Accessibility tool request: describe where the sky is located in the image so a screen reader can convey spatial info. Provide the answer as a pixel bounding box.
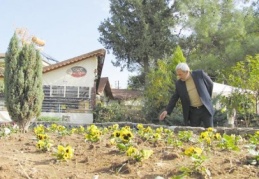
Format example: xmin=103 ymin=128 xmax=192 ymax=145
xmin=0 ymin=0 xmax=136 ymax=89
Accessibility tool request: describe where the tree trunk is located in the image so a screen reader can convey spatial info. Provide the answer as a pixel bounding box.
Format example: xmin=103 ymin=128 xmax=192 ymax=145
xmin=18 ymin=120 xmax=32 ymax=133
xmin=227 ymin=108 xmax=236 ymax=128
xmin=143 ymin=55 xmax=149 ymax=90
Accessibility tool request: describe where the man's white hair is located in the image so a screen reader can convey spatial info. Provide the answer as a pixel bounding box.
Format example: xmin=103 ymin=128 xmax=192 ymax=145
xmin=175 ymin=63 xmax=190 ymax=72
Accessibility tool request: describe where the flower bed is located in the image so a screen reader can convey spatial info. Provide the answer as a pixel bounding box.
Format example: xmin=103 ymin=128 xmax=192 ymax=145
xmin=0 ymin=123 xmax=258 ymax=179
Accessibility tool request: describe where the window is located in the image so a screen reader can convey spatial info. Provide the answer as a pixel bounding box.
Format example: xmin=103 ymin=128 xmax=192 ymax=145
xmin=43 ymin=85 xmax=50 ymax=97
xmin=66 ymin=86 xmax=78 ymax=98
xmin=79 ymin=87 xmax=89 ymax=98
xmin=42 ymin=85 xmax=91 ymax=113
xmin=52 ymin=86 xmax=64 ymax=97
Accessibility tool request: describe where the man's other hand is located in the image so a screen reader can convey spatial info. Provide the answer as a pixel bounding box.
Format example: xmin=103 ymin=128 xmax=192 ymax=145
xmin=159 ymin=111 xmax=168 ymax=120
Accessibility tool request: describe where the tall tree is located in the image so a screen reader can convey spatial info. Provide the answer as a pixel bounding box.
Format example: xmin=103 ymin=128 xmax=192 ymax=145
xmin=173 ymin=0 xmax=259 ymax=78
xmin=128 ymin=72 xmax=145 ymax=90
xmin=4 ymin=33 xmax=44 ymax=132
xmin=98 ymin=0 xmax=175 ymax=86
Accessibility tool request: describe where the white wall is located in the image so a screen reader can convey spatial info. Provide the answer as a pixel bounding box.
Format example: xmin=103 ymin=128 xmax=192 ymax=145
xmin=43 ymin=57 xmax=97 ymax=87
xmin=40 ymin=56 xmax=98 ymax=124
xmin=41 ymin=112 xmax=93 ymax=124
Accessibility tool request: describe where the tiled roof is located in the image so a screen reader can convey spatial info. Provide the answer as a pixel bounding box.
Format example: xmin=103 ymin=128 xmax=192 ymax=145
xmin=97 ymin=77 xmax=113 ymax=98
xmin=98 ymin=77 xmax=108 ymax=94
xmin=97 ymin=78 xmax=143 ymax=100
xmin=0 ymin=49 xmax=106 ymax=81
xmin=43 ymin=49 xmax=106 ymax=73
xmin=111 ymin=89 xmax=143 ymax=100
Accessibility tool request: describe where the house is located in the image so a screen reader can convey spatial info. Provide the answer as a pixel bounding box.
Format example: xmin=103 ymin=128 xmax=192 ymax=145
xmin=96 ymin=77 xmax=113 ymax=105
xmin=111 ymin=89 xmax=143 ymax=106
xmin=97 ymin=77 xmax=143 ymax=107
xmin=0 ymin=49 xmax=106 ymax=124
xmin=0 ymin=53 xmax=6 ymax=121
xmin=0 ymin=53 xmax=5 ymax=78
xmin=213 ymin=82 xmax=246 ymax=97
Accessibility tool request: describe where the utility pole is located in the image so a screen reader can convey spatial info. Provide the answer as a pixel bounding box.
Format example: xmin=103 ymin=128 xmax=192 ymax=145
xmin=115 ymin=81 xmax=120 ymax=89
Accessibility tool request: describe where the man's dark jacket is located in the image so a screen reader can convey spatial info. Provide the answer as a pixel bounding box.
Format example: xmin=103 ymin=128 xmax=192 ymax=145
xmin=165 ymin=70 xmax=214 ymax=125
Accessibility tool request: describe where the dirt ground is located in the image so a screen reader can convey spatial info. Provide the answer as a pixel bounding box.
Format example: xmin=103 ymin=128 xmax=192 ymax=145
xmin=0 ymin=124 xmax=259 ymax=179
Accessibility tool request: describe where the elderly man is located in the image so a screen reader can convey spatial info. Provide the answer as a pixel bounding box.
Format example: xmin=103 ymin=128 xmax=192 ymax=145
xmin=159 ymin=63 xmax=214 ymax=128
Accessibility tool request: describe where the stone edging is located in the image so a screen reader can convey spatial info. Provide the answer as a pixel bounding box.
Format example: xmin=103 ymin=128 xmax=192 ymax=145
xmin=33 ymin=121 xmax=259 ymax=136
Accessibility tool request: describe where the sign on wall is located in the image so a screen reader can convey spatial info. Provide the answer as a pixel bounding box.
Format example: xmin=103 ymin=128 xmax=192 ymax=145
xmin=66 ymin=66 xmax=87 ymax=77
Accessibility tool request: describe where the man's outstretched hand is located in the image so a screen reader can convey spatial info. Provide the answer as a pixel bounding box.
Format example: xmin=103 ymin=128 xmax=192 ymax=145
xmin=159 ymin=111 xmax=168 ymax=120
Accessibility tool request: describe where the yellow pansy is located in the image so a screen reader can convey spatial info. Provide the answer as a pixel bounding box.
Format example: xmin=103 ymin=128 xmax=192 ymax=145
xmin=126 ymin=146 xmax=139 ymax=157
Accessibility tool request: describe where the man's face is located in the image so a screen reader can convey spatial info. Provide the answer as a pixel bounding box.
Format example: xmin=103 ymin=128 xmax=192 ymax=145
xmin=176 ymin=69 xmax=189 ymax=81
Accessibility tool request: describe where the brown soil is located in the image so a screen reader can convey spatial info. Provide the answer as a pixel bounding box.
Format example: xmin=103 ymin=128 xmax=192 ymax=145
xmin=0 ymin=125 xmax=258 ymax=179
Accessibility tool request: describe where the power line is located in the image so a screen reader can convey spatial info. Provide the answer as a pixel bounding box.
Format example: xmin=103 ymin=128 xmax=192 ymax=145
xmin=40 ymin=51 xmax=59 ymax=63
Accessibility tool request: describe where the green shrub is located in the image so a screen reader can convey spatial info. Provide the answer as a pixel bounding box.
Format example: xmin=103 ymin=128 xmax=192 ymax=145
xmin=213 ymin=109 xmax=227 ymax=127
xmin=93 ymin=103 xmax=147 ymax=123
xmin=37 ymin=116 xmax=61 ymax=122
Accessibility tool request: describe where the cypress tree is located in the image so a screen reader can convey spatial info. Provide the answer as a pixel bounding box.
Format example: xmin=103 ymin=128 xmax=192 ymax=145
xmin=4 ymin=33 xmax=20 ymax=119
xmin=4 ymin=33 xmax=44 ymax=132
